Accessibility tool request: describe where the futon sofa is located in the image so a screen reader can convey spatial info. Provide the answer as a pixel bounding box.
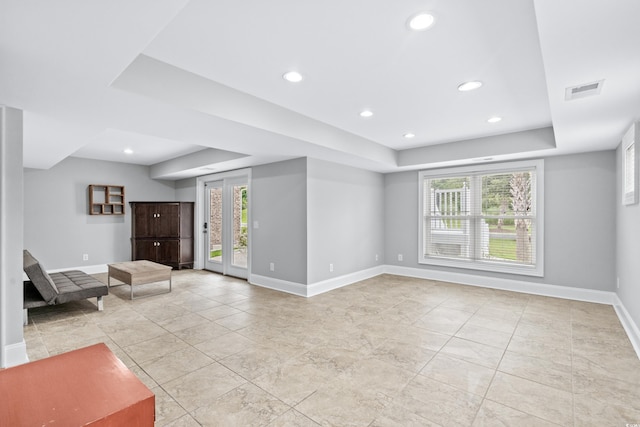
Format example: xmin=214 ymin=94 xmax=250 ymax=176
xmin=23 ymin=250 xmax=108 ymax=325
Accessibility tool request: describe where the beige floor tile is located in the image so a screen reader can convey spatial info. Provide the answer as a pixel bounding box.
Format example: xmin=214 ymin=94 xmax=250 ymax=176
xmin=138 ymin=346 xmax=214 ymax=384
xmin=395 ymin=375 xmax=483 ymax=425
xmin=520 ymin=308 xmax=572 ymax=328
xmin=156 ymin=312 xmax=210 ymax=333
xmin=299 ymin=345 xmax=366 ymax=376
xmin=421 ymin=353 xmax=495 ymax=396
xmin=498 ymin=350 xmax=573 ymax=392
xmin=486 ymin=371 xmax=573 ymax=425
xmin=370 ymin=402 xmax=441 ymax=427
xmin=572 ymin=352 xmax=640 ymax=386
xmin=268 ymin=409 xmax=321 ymax=427
xmin=162 ymin=362 xmax=247 ymax=412
xmin=474 ymin=305 xmax=523 ymax=323
xmin=472 ymin=399 xmax=561 ymax=426
xmin=253 ymin=357 xmax=335 ymax=406
xmin=573 ymin=370 xmax=640 ymax=412
xmin=192 ymin=383 xmax=289 ymax=426
xmin=169 ymin=292 xmax=222 ymax=311
xmin=391 ymin=326 xmax=451 ymax=350
xmin=214 ymin=311 xmax=259 ymax=330
xmin=514 ymin=320 xmax=572 ymax=341
xmin=336 ymin=356 xmax=415 ymax=398
xmin=172 ymin=321 xmax=231 ymax=345
xmin=294 ymin=381 xmax=391 ymax=427
xmin=152 ymin=386 xmax=188 ymax=426
xmin=159 ymin=414 xmax=202 ymax=427
xmin=414 ymin=306 xmax=474 ymax=335
xmin=506 ymin=334 xmax=572 ymax=365
xmin=455 ymin=323 xmax=513 ymax=349
xmin=372 ymin=337 xmax=437 ymax=372
xmin=197 ymin=304 xmax=243 ymax=321
xmin=440 ymin=337 xmax=505 ymax=369
xmin=574 ymin=393 xmax=640 ymax=426
xmin=103 ymin=319 xmax=167 ymax=347
xmin=464 ymin=312 xmax=519 ymax=334
xmin=194 ymin=331 xmax=256 ymax=360
xmin=122 ymin=333 xmax=190 ymax=364
xmin=220 ymin=342 xmax=302 ymax=380
xmin=132 ymin=302 xmax=190 ymax=323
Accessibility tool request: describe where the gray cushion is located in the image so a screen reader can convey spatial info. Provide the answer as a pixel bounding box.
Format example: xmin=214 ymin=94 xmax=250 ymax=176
xmin=23 ymin=250 xmax=58 ymax=304
xmin=49 ymin=271 xmax=108 ymax=304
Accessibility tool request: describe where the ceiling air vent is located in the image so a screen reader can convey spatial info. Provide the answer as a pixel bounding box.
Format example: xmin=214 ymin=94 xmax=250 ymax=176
xmin=565 ymin=79 xmax=604 ymax=101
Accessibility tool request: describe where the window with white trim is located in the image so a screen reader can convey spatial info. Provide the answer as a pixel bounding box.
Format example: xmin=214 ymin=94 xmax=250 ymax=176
xmin=419 ymin=160 xmax=544 ymax=276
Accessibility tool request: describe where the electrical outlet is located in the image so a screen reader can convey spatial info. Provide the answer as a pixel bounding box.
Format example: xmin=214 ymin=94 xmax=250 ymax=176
xmin=617 ymin=277 xmax=620 ymax=289
xmin=397 ymin=254 xmax=403 ymax=262
xmin=375 ymin=254 xmax=379 ymax=261
xmin=269 ymin=262 xmax=275 ymax=272
xmin=82 ymin=254 xmax=89 ymax=261
xmin=329 ymin=263 xmax=334 ymax=272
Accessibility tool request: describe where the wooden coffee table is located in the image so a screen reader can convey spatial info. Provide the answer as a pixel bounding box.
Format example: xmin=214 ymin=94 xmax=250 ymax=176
xmin=108 ymin=260 xmax=172 ymax=299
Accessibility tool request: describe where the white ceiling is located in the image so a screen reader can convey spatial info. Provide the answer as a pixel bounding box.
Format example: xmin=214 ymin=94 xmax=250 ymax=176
xmin=2 ymin=0 xmax=639 ymax=179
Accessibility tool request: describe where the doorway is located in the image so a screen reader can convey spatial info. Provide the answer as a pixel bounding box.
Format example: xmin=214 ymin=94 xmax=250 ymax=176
xmin=203 ymin=175 xmax=248 ymax=279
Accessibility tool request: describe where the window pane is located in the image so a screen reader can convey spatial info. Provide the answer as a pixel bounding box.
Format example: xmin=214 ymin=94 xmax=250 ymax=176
xmin=483 ymin=219 xmax=535 ymax=265
xmin=427 ymin=176 xmax=470 ymax=216
xmin=482 ymin=172 xmax=532 ymax=216
xmin=426 ymin=218 xmax=471 ymax=259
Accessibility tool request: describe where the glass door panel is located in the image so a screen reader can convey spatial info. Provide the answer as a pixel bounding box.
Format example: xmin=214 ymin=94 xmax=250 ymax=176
xmin=232 ymin=185 xmax=248 ymax=269
xmin=203 ymin=177 xmax=248 ymax=279
xmin=205 ymin=181 xmax=223 ymax=273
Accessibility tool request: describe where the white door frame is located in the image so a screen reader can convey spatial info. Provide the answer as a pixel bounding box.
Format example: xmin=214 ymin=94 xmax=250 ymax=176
xmin=195 ymin=168 xmax=251 ymax=281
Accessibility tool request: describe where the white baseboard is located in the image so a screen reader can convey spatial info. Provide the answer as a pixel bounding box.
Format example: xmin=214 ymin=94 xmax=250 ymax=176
xmin=613 ymin=295 xmax=640 ymax=359
xmin=384 ymin=265 xmax=616 ymax=305
xmin=251 ymin=266 xmax=385 ymax=297
xmin=249 ymin=275 xmax=307 ymax=297
xmin=2 ymin=339 xmax=28 ymax=367
xmin=307 ymin=266 xmax=385 ymax=297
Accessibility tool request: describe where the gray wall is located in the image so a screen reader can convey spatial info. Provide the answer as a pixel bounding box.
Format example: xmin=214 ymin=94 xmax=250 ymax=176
xmin=251 ymin=158 xmax=307 ymax=284
xmin=1 ymin=106 xmax=25 ymax=367
xmin=616 ymin=144 xmax=640 ymax=327
xmin=385 ymin=151 xmax=616 ymax=291
xmin=307 ymin=158 xmax=385 ymax=283
xmin=175 ymin=177 xmax=197 ymax=202
xmin=23 ymin=157 xmax=176 ymax=269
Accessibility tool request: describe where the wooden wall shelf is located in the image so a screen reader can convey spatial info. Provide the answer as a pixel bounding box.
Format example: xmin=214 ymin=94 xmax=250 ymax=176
xmin=89 ymin=185 xmax=125 ymax=215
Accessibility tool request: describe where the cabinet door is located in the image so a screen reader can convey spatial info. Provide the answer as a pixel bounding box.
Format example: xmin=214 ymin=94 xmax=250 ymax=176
xmin=134 ymin=240 xmax=157 ymax=262
xmin=156 ymin=240 xmax=179 ymax=267
xmin=156 ymin=204 xmax=180 ymax=237
xmin=133 ymin=204 xmax=156 ymax=238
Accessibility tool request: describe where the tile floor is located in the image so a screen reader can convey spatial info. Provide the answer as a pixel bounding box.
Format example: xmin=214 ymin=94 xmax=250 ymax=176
xmin=24 ymin=271 xmax=640 ymax=426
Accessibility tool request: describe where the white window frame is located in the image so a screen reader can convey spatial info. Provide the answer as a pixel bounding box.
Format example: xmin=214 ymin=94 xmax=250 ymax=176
xmin=418 ymin=159 xmax=544 ymax=277
xmin=622 ymin=122 xmax=638 ymax=206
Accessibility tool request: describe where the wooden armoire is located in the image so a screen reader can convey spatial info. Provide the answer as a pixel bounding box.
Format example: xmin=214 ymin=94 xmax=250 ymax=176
xmin=130 ymin=202 xmax=194 ymax=269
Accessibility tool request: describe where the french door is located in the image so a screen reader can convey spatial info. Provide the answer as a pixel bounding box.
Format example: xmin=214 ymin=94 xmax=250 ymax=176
xmin=204 ymin=176 xmax=248 ymax=279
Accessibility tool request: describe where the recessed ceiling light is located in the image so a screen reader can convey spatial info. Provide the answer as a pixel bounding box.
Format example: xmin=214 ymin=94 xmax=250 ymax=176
xmin=487 ymin=116 xmax=502 ymax=123
xmin=123 ymin=148 xmax=133 ymax=154
xmin=408 ymin=13 xmax=435 ymax=31
xmin=360 ymin=110 xmax=373 ymax=118
xmin=457 ymin=81 xmax=483 ymax=92
xmin=403 ymin=133 xmax=416 ymax=139
xmin=283 ymin=71 xmax=303 ymax=83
